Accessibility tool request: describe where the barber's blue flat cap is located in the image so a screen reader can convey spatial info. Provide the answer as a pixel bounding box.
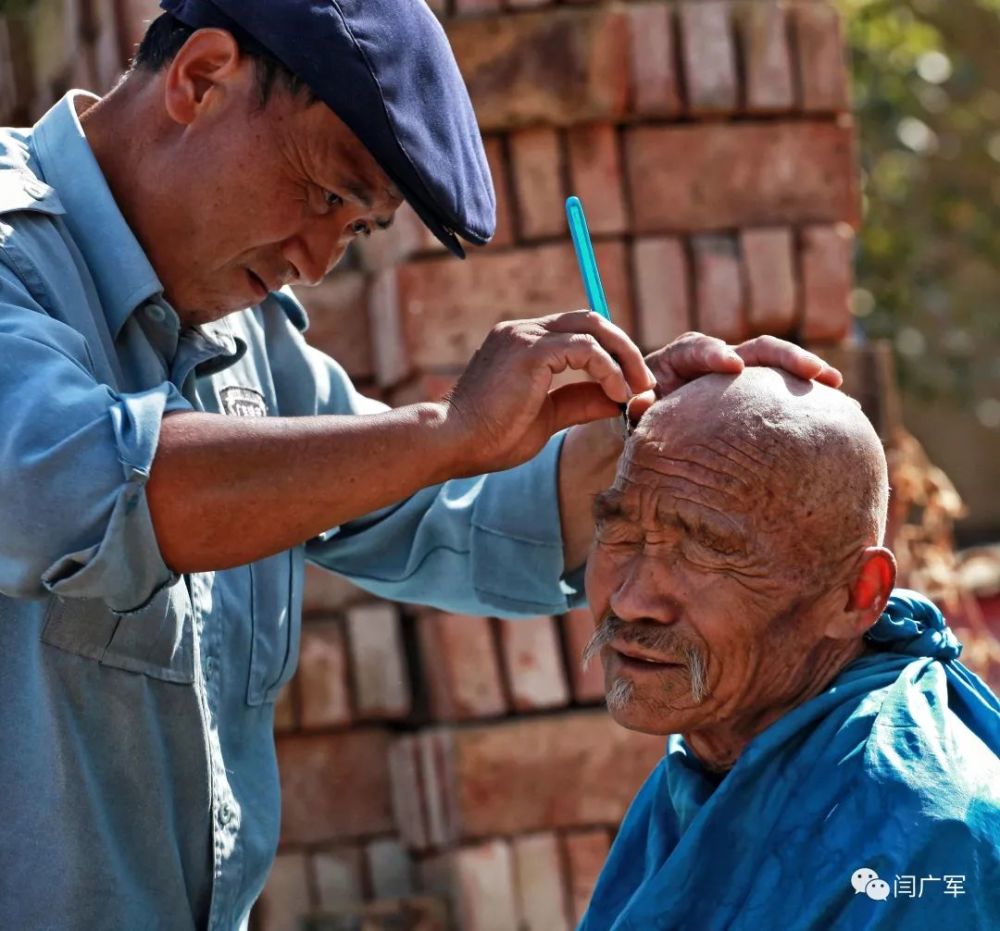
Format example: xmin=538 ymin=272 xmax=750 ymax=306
xmin=159 ymin=0 xmax=495 ymax=257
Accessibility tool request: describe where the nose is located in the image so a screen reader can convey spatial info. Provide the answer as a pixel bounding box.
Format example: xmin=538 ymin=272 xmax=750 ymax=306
xmin=607 ymin=552 xmax=681 ymax=626
xmin=281 ymin=221 xmax=349 ymax=287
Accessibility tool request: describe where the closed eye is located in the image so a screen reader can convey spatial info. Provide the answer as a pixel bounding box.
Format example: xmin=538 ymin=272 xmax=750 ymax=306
xmin=595 ymin=519 xmax=642 ymax=547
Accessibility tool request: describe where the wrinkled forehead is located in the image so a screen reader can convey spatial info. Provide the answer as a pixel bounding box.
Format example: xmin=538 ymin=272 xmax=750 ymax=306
xmin=611 ymin=429 xmax=774 ymax=526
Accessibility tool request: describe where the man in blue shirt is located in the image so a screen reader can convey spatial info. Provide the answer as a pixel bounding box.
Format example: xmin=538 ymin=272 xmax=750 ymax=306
xmin=0 ymin=2 xmax=842 ymax=927
xmin=581 ymin=369 xmax=1000 ymax=929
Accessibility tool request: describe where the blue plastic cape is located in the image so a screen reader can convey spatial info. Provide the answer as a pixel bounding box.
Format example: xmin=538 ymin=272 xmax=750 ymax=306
xmin=581 ymin=590 xmax=1000 ymax=930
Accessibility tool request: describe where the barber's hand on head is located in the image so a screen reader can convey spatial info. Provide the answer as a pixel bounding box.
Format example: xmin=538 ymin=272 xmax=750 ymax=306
xmin=443 ymin=310 xmax=655 ymax=474
xmin=628 ymin=332 xmax=843 ymax=422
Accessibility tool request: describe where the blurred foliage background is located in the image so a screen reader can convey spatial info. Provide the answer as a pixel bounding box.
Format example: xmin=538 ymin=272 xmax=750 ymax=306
xmin=843 ymin=0 xmax=1000 ymax=540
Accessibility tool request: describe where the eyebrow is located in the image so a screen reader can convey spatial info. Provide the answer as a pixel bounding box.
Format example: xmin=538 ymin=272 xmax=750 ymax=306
xmin=592 ymin=490 xmax=627 ymax=524
xmin=338 ymin=179 xmax=396 ymax=229
xmin=341 ymin=180 xmax=373 ymax=209
xmin=670 ymin=506 xmax=750 ymax=553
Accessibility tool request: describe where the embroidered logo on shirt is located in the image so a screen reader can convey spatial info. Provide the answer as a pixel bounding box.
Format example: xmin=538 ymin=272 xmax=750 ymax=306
xmin=219 ymin=386 xmax=267 ymax=418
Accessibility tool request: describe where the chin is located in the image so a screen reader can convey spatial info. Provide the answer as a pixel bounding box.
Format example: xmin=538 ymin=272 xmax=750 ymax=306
xmin=605 ymin=680 xmax=680 ymax=736
xmin=162 ymin=284 xmax=251 ymax=327
xmin=605 ymin=676 xmax=699 ymax=736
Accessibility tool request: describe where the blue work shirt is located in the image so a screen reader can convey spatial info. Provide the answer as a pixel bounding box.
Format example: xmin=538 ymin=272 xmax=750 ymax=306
xmin=0 ymin=92 xmax=582 ymax=929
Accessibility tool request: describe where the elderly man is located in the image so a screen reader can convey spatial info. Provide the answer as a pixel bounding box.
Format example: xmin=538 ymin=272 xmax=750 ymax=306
xmin=0 ymin=1 xmax=839 ymax=928
xmin=580 ymin=368 xmax=1000 ymax=929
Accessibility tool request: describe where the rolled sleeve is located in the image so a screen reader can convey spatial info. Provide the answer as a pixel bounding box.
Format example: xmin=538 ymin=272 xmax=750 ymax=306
xmin=0 ymin=284 xmax=191 ymax=610
xmin=39 ymin=384 xmax=192 ymax=611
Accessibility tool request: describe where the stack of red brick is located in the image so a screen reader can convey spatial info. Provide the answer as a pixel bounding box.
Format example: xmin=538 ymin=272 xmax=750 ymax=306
xmin=1 ymin=1 xmax=861 ymax=928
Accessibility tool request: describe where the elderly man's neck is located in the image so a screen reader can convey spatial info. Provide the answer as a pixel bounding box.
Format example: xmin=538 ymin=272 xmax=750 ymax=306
xmin=683 ymin=636 xmax=870 ymax=774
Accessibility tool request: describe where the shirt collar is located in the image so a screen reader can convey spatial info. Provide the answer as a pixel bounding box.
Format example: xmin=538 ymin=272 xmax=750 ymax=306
xmin=30 ymin=91 xmax=163 ymax=338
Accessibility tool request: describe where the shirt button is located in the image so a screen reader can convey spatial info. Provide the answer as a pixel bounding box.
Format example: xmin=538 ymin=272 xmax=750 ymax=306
xmin=145 ymin=303 xmax=166 ymax=322
xmin=219 ymin=803 xmax=232 ymax=825
xmin=205 ymin=657 xmax=216 ymax=678
xmin=24 ymin=180 xmax=47 ymax=199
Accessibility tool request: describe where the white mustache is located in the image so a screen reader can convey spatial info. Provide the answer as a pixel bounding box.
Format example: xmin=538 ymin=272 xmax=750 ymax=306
xmin=582 ymin=613 xmax=708 ymax=704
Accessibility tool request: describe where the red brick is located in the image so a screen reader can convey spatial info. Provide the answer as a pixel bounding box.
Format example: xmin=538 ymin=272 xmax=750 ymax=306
xmin=446 ymin=8 xmax=629 ymax=131
xmin=298 ymin=619 xmax=352 ymax=729
xmin=498 ymin=616 xmax=570 ymax=712
xmin=273 ymin=682 xmax=297 ymax=734
xmin=692 ymin=234 xmax=747 ymax=342
xmin=367 ymin=839 xmax=414 ymax=900
xmin=793 ymin=2 xmax=850 ymax=113
xmin=345 ymin=602 xmax=411 ymax=720
xmin=678 ymin=1 xmax=739 ymax=115
xmin=566 ymin=124 xmax=627 ymax=236
xmin=295 ymin=273 xmax=373 ymax=380
xmin=741 ymin=227 xmax=797 ymax=336
xmin=632 ymin=237 xmax=692 ymax=352
xmin=397 ymin=241 xmax=635 ymax=370
xmin=388 ymin=737 xmax=425 ymax=849
xmin=420 ymin=841 xmax=519 ymax=931
xmin=738 ymin=1 xmax=795 ymax=113
xmin=508 ymin=0 xmax=551 ymax=8
xmin=278 ymin=730 xmax=394 ymax=844
xmin=302 ymin=562 xmax=368 ymax=616
xmin=368 ymin=267 xmax=412 ymax=387
xmin=390 ymin=711 xmax=664 ymax=848
xmin=513 ymin=833 xmax=572 ymax=931
xmin=313 ymin=846 xmax=364 ymax=909
xmin=626 ymin=3 xmax=682 ymax=117
xmin=563 ymin=829 xmax=612 ymax=924
xmin=255 ymin=852 xmax=312 ymax=931
xmin=417 ymin=612 xmax=507 ymax=721
xmin=482 ymin=135 xmax=514 ymax=249
xmin=509 ymin=127 xmax=565 ymax=241
xmin=560 ymin=609 xmax=606 ymax=704
xmin=625 ymin=120 xmax=859 ymax=233
xmin=800 ymin=223 xmax=854 ymax=342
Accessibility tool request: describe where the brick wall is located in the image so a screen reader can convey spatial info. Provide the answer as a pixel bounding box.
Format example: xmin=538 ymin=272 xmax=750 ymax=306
xmin=2 ymin=1 xmax=862 ymax=928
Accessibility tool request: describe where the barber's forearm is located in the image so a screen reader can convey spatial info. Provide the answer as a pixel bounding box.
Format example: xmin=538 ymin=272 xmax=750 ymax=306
xmin=147 ymin=405 xmax=460 ymax=573
xmin=558 ymin=418 xmax=623 ymax=573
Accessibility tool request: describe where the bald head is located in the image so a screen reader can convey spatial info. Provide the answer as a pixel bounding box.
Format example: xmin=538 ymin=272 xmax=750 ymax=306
xmin=632 ymin=368 xmax=889 ymax=562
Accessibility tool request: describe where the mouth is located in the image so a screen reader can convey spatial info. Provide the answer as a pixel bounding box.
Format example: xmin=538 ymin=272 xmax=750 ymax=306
xmin=246 ymin=269 xmax=269 ymax=300
xmin=610 ymin=643 xmax=682 ymax=672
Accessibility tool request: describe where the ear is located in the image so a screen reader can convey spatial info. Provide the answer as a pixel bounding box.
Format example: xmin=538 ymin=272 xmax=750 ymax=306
xmin=163 ymin=28 xmax=250 ymax=126
xmin=823 ymin=547 xmax=897 ymax=640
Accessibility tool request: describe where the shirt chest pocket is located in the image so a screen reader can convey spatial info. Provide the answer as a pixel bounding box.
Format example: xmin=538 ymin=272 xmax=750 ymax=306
xmin=246 ymin=550 xmax=302 ymax=706
xmin=41 ymin=582 xmax=194 ymax=683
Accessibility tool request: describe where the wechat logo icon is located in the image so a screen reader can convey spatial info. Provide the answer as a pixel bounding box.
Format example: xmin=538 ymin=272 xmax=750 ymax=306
xmin=851 ymin=867 xmax=890 ymax=901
